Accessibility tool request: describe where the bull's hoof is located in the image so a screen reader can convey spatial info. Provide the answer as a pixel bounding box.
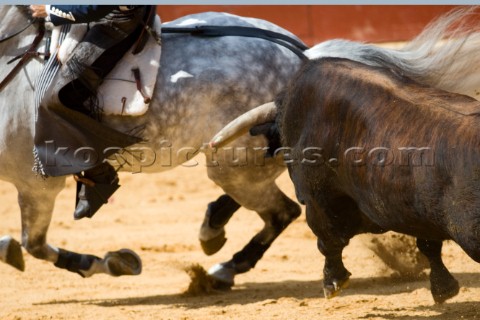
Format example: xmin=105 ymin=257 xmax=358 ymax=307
xmin=432 ymin=278 xmax=460 ymax=304
xmin=104 ymin=249 xmax=142 ymax=276
xmin=200 ymin=231 xmax=227 ymax=256
xmin=208 ymin=263 xmax=235 ymax=290
xmin=0 ymin=236 xmax=24 ymax=272
xmin=323 ymin=277 xmax=350 ymax=299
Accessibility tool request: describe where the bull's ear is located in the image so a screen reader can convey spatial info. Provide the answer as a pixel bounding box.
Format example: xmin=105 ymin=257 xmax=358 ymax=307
xmin=249 ymin=122 xmax=274 ymax=136
xmin=249 ymin=122 xmax=281 ymax=158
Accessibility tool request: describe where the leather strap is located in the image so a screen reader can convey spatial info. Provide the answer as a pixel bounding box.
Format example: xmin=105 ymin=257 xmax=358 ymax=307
xmin=0 ymin=20 xmax=45 ymax=91
xmin=0 ymin=17 xmax=34 ymax=43
xmin=131 ymin=5 xmax=157 ymax=55
xmin=162 ymin=25 xmax=309 ymax=61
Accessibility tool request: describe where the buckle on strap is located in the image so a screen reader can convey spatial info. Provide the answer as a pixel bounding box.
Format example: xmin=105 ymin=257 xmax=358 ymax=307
xmin=73 ymin=174 xmax=96 ymax=187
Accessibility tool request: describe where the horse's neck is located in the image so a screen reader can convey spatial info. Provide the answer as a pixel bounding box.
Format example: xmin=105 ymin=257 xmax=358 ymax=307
xmin=0 ymin=23 xmax=43 ymax=136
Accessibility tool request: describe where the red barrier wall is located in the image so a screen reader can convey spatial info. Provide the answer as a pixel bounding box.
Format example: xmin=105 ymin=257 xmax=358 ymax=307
xmin=157 ymin=5 xmax=459 ymax=45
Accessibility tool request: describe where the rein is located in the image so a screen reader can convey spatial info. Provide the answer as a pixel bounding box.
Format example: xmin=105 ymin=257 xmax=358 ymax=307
xmin=0 ymin=17 xmax=35 ymax=43
xmin=162 ymin=25 xmax=310 ymax=61
xmin=0 ymin=19 xmax=45 ymax=91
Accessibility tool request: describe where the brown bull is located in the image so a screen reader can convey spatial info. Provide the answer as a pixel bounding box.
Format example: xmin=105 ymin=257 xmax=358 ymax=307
xmin=211 ymin=57 xmax=480 ymax=303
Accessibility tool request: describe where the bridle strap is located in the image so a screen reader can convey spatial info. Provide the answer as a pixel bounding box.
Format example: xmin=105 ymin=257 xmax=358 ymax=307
xmin=0 ymin=20 xmax=45 ymax=91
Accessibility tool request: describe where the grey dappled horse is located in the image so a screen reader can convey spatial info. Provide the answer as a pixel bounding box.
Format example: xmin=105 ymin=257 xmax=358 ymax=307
xmin=0 ymin=6 xmax=304 ymax=280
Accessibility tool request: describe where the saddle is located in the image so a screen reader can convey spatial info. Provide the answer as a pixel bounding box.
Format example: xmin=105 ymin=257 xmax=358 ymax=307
xmin=48 ymin=15 xmax=162 ymax=116
xmin=33 ymin=12 xmax=162 ymax=177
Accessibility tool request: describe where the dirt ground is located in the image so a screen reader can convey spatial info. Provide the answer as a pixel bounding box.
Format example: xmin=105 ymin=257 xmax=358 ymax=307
xmin=1 ymin=164 xmax=479 ymax=320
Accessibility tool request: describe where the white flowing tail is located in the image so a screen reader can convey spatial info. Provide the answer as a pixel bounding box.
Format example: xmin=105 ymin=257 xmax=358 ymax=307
xmin=306 ymin=6 xmax=480 ymax=98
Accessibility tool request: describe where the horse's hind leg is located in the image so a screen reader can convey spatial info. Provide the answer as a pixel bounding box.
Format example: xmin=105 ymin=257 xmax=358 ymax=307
xmin=199 ymin=194 xmax=241 ymax=255
xmin=206 ymin=164 xmax=301 ymax=288
xmin=0 ymin=235 xmax=24 ymax=271
xmin=15 ymin=178 xmax=141 ymax=277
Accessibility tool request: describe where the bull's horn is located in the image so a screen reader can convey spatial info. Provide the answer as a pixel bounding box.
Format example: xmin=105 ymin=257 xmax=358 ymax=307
xmin=209 ymin=101 xmax=277 ymax=148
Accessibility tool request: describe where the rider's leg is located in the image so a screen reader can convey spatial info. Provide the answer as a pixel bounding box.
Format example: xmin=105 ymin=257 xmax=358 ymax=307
xmin=59 ymin=8 xmax=149 ymax=219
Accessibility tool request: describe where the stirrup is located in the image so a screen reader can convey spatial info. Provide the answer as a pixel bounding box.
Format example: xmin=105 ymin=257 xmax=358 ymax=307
xmin=73 ymin=164 xmax=120 ymax=219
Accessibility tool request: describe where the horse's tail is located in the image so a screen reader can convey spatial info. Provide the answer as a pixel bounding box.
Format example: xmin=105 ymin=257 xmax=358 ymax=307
xmin=305 ymin=6 xmax=480 ymax=98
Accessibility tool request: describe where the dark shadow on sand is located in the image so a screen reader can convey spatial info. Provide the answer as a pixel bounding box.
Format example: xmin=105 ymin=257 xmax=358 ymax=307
xmin=35 ymin=272 xmax=479 ymax=316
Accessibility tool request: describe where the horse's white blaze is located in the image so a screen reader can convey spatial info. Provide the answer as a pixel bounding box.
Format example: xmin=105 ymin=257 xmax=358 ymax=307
xmin=170 ymin=70 xmax=194 ymax=83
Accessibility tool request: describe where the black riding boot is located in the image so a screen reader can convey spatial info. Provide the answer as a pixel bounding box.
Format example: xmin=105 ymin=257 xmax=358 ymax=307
xmin=73 ymin=162 xmax=120 ymax=220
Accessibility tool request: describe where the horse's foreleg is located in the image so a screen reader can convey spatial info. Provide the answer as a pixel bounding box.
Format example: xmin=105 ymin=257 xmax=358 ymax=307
xmin=17 ymin=180 xmax=141 ymax=277
xmin=206 ymin=165 xmax=301 ymax=288
xmin=54 ymin=247 xmax=142 ymax=277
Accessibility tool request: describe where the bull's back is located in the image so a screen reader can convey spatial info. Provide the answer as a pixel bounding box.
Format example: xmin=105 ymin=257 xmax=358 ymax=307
xmin=280 ymin=58 xmax=480 ymax=239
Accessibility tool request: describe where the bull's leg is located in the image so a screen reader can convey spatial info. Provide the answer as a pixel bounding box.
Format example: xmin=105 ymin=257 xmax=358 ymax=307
xmin=416 ymin=238 xmax=459 ymax=303
xmin=305 ymin=195 xmax=364 ymax=298
xmin=311 ymin=207 xmax=351 ymax=299
xmin=318 ymin=239 xmax=351 ymax=298
xmin=15 ymin=179 xmax=141 ymax=277
xmin=199 ymin=194 xmax=241 ymax=255
xmin=206 ymin=164 xmax=301 ymax=288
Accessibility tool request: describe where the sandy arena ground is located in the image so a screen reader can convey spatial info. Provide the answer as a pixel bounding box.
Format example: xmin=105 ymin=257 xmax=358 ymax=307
xmin=1 ymin=164 xmax=480 ymax=319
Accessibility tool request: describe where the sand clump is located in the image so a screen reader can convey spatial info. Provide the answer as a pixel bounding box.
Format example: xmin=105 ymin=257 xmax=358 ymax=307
xmin=360 ymin=232 xmax=430 ymax=278
xmin=183 ymin=263 xmax=217 ymax=296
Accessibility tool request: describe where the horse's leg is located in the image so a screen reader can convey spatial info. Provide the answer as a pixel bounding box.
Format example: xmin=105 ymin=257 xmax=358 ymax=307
xmin=16 ymin=177 xmax=141 ymax=277
xmin=0 ymin=235 xmax=24 ymax=271
xmin=416 ymin=238 xmax=459 ymax=303
xmin=205 ymin=164 xmax=301 ymax=288
xmin=199 ymin=194 xmax=241 ymax=255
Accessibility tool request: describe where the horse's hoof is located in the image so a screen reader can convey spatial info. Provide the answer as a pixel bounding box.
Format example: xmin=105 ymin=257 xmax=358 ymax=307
xmin=211 ymin=278 xmax=234 ymax=291
xmin=0 ymin=236 xmax=24 ymax=272
xmin=432 ymin=278 xmax=460 ymax=304
xmin=104 ymin=249 xmax=142 ymax=276
xmin=208 ymin=263 xmax=235 ymax=289
xmin=200 ymin=231 xmax=227 ymax=256
xmin=323 ymin=278 xmax=350 ymax=299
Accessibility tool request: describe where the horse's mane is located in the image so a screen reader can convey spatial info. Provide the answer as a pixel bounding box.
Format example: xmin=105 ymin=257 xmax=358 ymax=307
xmin=305 ymin=6 xmax=480 ymax=97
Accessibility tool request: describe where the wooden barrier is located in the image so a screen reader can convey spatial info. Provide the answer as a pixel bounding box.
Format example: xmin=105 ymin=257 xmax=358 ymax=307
xmin=157 ymin=5 xmax=458 ymax=45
